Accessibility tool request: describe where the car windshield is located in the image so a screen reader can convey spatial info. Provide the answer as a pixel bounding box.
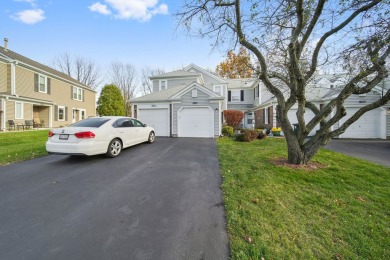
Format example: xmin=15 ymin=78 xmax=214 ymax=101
xmin=69 ymin=118 xmax=110 ymax=128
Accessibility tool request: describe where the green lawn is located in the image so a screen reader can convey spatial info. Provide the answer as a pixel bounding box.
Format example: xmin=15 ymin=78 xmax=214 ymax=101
xmin=0 ymin=130 xmax=49 ymax=166
xmin=217 ymin=137 xmax=390 ymax=259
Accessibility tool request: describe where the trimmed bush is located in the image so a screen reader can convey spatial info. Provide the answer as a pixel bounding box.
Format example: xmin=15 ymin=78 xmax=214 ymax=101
xmin=224 ymin=110 xmax=244 ymax=129
xmin=222 ymin=125 xmax=234 ymax=137
xmin=236 ymin=130 xmax=258 ymax=142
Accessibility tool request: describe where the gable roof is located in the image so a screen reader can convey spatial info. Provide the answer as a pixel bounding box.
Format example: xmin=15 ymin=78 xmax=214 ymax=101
xmin=226 ymin=78 xmax=259 ymax=89
xmin=149 ymin=70 xmax=201 ymax=79
xmin=0 ymin=46 xmax=91 ymax=89
xmin=183 ymin=63 xmax=227 ymax=83
xmin=131 ymin=82 xmax=223 ymax=103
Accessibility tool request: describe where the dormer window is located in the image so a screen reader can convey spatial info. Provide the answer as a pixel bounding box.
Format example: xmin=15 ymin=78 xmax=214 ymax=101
xmin=159 ymin=80 xmax=167 ymax=91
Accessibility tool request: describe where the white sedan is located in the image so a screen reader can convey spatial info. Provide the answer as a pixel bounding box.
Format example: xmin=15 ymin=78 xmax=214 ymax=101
xmin=46 ymin=116 xmax=155 ymax=158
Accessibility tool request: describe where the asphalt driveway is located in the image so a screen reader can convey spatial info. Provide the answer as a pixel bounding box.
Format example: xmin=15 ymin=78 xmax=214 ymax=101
xmin=0 ymin=138 xmax=229 ymax=260
xmin=325 ymin=139 xmax=390 ymax=167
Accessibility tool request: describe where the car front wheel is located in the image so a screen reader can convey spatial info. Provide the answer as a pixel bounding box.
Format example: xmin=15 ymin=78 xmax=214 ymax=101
xmin=148 ymin=131 xmax=155 ymax=143
xmin=106 ymin=138 xmax=122 ymax=158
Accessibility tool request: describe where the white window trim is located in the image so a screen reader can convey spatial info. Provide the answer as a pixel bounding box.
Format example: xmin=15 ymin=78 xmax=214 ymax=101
xmin=15 ymin=102 xmax=24 ymax=119
xmin=73 ymin=86 xmax=83 ymax=101
xmin=231 ymin=90 xmax=241 ymax=102
xmin=159 ymin=80 xmax=167 ymax=91
xmin=38 ymin=74 xmax=47 ymax=93
xmin=192 ymin=89 xmax=198 ymax=98
xmin=79 ymin=109 xmax=86 ymax=120
xmin=264 ymin=108 xmax=269 ymax=124
xmin=58 ymin=106 xmax=65 ymax=121
xmin=213 ymin=85 xmax=223 ymax=95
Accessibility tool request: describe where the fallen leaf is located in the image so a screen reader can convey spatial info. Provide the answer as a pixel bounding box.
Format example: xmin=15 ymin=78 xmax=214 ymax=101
xmin=357 ymin=196 xmax=366 ymax=202
xmin=244 ymin=235 xmax=253 ymax=243
xmin=251 ymin=198 xmax=260 ymax=204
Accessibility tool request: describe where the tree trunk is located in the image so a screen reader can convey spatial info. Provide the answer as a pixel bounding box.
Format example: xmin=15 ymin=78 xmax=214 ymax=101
xmin=284 ymin=129 xmax=323 ymax=165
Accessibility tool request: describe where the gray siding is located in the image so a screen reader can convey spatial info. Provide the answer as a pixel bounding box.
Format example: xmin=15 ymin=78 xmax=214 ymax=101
xmin=227 ymin=88 xmax=255 ymax=108
xmin=152 ymin=77 xmax=198 ymax=93
xmin=344 ymin=93 xmax=381 ymax=107
xmin=187 ymin=68 xmax=222 ymax=89
xmin=172 ymin=88 xmax=219 ymax=136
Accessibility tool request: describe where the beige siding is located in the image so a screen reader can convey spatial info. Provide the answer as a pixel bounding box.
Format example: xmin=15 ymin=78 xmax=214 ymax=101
xmin=7 ymin=64 xmax=11 ymax=93
xmin=0 ymin=63 xmax=8 ymax=92
xmin=8 ymin=65 xmax=96 ymax=128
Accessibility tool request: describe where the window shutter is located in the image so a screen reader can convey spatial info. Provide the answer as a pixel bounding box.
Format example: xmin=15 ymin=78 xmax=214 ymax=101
xmin=71 ymin=86 xmax=74 ymax=99
xmin=254 ymin=88 xmax=256 ymax=99
xmin=82 ymin=89 xmax=85 ymax=102
xmin=54 ymin=105 xmax=58 ymax=121
xmin=65 ymin=107 xmax=68 ymax=121
xmin=228 ymin=91 xmax=231 ymax=101
xmin=240 ymin=90 xmax=244 ymax=101
xmin=263 ymin=109 xmax=265 ymax=124
xmin=34 ymin=74 xmax=39 ymax=92
xmin=47 ymin=78 xmax=51 ymax=95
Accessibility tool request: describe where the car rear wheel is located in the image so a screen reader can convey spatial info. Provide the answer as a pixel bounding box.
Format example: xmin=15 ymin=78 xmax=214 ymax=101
xmin=148 ymin=131 xmax=155 ymax=143
xmin=106 ymin=138 xmax=122 ymax=158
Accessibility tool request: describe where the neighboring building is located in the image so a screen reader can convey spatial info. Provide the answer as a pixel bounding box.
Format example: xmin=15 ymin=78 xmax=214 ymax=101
xmin=254 ymin=75 xmax=390 ymax=139
xmin=0 ymin=39 xmax=96 ymax=131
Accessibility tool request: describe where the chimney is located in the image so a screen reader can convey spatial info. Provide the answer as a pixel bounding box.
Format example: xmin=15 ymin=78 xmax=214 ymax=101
xmin=4 ymin=38 xmax=8 ymax=51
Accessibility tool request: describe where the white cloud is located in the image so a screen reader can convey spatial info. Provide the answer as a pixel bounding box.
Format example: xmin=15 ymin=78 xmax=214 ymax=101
xmin=89 ymin=2 xmax=111 ymax=15
xmin=89 ymin=0 xmax=169 ymax=21
xmin=14 ymin=0 xmax=37 ymax=7
xmin=12 ymin=9 xmax=45 ymax=24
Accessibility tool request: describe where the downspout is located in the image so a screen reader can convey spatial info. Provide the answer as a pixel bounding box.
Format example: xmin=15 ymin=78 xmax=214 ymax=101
xmin=10 ymin=62 xmax=16 ymax=95
xmin=1 ymin=97 xmax=6 ymax=131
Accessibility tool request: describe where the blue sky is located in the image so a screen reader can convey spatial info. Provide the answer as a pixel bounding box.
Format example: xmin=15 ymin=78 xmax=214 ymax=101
xmin=1 ymin=0 xmax=226 ymax=78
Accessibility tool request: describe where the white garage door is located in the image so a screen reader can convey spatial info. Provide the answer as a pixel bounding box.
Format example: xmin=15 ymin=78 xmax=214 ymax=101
xmin=139 ymin=109 xmax=169 ymax=137
xmin=339 ymin=108 xmax=384 ymax=138
xmin=179 ymin=107 xmax=214 ymax=138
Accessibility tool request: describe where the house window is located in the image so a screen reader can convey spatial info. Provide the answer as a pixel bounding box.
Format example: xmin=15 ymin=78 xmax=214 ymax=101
xmin=81 ymin=110 xmax=86 ymax=120
xmin=15 ymin=102 xmax=23 ymax=119
xmin=58 ymin=106 xmax=65 ymax=121
xmin=231 ymin=90 xmax=241 ymax=102
xmin=192 ymin=89 xmax=198 ymax=98
xmin=159 ymin=80 xmax=167 ymax=91
xmin=39 ymin=75 xmax=47 ymax=93
xmin=73 ymin=86 xmax=84 ymax=101
xmin=214 ymin=85 xmax=223 ymax=95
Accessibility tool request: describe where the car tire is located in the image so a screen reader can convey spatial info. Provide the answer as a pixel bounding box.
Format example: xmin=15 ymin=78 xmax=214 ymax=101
xmin=106 ymin=138 xmax=122 ymax=158
xmin=147 ymin=131 xmax=155 ymax=144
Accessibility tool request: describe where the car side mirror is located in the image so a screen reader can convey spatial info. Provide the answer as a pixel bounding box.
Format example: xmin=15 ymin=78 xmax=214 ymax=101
xmin=143 ymin=124 xmax=147 ymax=127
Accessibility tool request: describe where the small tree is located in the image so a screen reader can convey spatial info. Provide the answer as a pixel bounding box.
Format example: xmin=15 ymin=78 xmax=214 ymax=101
xmin=96 ymin=84 xmax=126 ymax=116
xmin=216 ymin=46 xmax=253 ymax=78
xmin=224 ymin=110 xmax=244 ymax=129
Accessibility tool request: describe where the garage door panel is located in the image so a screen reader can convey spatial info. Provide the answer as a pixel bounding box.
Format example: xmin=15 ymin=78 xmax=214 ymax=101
xmin=339 ymin=108 xmax=382 ymax=138
xmin=139 ymin=109 xmax=169 ymax=137
xmin=179 ymin=107 xmax=214 ymax=138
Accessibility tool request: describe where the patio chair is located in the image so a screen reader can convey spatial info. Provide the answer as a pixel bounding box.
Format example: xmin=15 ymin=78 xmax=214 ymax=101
xmin=25 ymin=120 xmax=34 ymax=130
xmin=8 ymin=120 xmax=17 ymax=131
xmin=33 ymin=118 xmax=43 ymax=128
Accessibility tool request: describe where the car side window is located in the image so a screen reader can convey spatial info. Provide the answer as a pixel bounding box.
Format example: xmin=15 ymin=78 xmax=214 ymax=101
xmin=131 ymin=119 xmax=144 ymax=127
xmin=113 ymin=118 xmax=133 ymax=128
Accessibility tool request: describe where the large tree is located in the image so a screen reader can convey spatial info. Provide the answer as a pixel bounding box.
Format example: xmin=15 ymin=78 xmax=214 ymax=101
xmin=216 ymin=46 xmax=253 ymax=78
xmin=53 ymin=52 xmax=102 ymax=90
xmin=96 ymin=84 xmax=126 ymax=116
xmin=177 ymin=0 xmax=390 ymax=165
xmin=140 ymin=66 xmax=165 ymax=95
xmin=108 ymin=62 xmax=137 ymax=117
